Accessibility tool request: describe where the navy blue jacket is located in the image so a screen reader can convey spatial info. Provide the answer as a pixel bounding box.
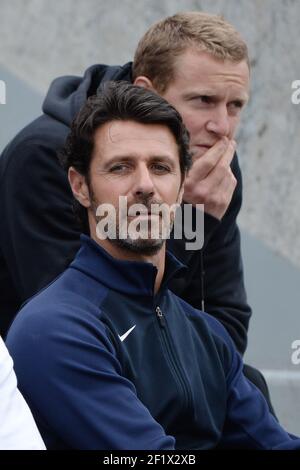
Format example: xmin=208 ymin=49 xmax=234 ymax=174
xmin=6 ymin=236 xmax=300 ymax=450
xmin=0 ymin=63 xmax=251 ymax=353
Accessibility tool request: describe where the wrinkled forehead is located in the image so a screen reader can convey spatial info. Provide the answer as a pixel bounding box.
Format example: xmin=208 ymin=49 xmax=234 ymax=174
xmin=106 ymin=121 xmax=173 ymax=145
xmin=93 ymin=120 xmax=180 ymax=159
xmin=170 ymin=48 xmax=250 ymax=94
xmin=94 ymin=121 xmax=174 ymax=146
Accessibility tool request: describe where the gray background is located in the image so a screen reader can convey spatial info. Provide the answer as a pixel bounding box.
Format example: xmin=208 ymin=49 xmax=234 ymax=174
xmin=0 ymin=0 xmax=299 ymax=435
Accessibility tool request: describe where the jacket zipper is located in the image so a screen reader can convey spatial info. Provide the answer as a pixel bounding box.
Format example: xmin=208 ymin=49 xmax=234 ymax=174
xmin=155 ymin=305 xmax=192 ymax=410
xmin=200 ymin=250 xmax=205 ymax=311
xmin=155 ymin=306 xmax=166 ymax=328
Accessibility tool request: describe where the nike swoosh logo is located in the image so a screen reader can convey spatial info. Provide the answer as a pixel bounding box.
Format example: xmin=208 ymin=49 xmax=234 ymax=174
xmin=118 ymin=325 xmax=136 ymax=342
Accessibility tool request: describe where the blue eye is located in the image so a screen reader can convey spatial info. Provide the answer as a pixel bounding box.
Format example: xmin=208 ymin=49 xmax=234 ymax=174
xmin=230 ymin=101 xmax=243 ymax=109
xmin=151 ymin=164 xmax=170 ymax=173
xmin=109 ymin=164 xmax=130 ymax=173
xmin=200 ymin=95 xmax=212 ymax=104
xmin=189 ymin=95 xmax=214 ymax=107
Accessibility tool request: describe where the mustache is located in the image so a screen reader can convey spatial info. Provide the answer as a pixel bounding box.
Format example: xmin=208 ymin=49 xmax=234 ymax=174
xmin=127 ymin=196 xmax=163 ymax=213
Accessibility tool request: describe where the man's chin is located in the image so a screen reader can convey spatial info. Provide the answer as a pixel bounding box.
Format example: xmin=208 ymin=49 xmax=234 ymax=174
xmin=111 ymin=237 xmax=164 ymax=256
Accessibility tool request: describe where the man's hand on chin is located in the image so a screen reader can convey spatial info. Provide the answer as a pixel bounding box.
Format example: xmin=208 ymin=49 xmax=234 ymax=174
xmin=183 ymin=137 xmax=237 ymax=220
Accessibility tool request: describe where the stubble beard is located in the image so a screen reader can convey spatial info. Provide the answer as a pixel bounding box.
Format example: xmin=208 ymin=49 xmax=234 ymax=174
xmin=90 ymin=191 xmax=170 ymax=256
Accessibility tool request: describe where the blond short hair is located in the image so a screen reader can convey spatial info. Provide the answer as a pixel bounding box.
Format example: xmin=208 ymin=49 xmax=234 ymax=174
xmin=133 ymin=12 xmax=250 ymax=93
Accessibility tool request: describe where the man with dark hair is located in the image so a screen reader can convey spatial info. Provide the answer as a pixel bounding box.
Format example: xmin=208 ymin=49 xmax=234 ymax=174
xmin=0 ymin=12 xmax=272 ymax=409
xmin=58 ymin=80 xmax=192 ymax=235
xmin=6 ymin=82 xmax=300 ymax=450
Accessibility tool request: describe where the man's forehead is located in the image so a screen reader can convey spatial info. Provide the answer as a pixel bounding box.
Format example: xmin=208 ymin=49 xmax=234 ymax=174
xmin=95 ymin=121 xmax=176 ymax=146
xmin=172 ymin=48 xmax=250 ymax=94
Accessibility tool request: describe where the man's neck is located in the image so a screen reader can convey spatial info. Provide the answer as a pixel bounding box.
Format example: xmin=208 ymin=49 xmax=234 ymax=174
xmin=91 ymin=235 xmax=166 ymax=294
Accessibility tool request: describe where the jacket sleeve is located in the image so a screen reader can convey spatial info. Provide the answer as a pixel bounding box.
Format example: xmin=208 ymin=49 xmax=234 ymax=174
xmin=0 ymin=137 xmax=81 ymax=305
xmin=182 ymin=153 xmax=252 ymax=355
xmin=5 ymin=306 xmax=175 ymax=450
xmin=202 ymin=314 xmax=300 ymax=450
xmin=221 ymin=342 xmax=300 ymax=449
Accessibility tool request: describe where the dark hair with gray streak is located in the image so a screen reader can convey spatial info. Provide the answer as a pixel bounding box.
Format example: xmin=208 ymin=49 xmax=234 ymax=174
xmin=58 ymin=80 xmax=192 ymax=233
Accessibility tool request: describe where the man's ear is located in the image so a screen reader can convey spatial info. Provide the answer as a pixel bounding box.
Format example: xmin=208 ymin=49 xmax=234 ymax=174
xmin=68 ymin=167 xmax=91 ymax=208
xmin=133 ymin=76 xmax=155 ymax=91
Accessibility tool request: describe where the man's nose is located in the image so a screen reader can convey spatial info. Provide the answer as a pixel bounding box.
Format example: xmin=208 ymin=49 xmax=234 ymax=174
xmin=133 ymin=165 xmax=155 ymax=197
xmin=206 ymin=106 xmax=231 ymax=137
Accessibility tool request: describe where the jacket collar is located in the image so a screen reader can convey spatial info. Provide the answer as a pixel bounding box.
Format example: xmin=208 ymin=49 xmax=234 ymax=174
xmin=70 ymin=235 xmax=186 ymax=297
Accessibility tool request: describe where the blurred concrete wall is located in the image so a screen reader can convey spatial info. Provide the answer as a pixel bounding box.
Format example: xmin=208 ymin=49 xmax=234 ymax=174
xmin=0 ymin=0 xmax=300 ymax=434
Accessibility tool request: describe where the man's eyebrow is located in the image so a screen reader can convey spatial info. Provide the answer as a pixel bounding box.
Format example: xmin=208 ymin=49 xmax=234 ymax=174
xmin=101 ymin=154 xmax=177 ymax=167
xmin=150 ymin=155 xmax=176 ymax=167
xmin=183 ymin=89 xmax=216 ymax=99
xmin=183 ymin=90 xmax=249 ymax=102
xmin=232 ymin=94 xmax=249 ymax=104
xmin=103 ymin=155 xmax=133 ymax=164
